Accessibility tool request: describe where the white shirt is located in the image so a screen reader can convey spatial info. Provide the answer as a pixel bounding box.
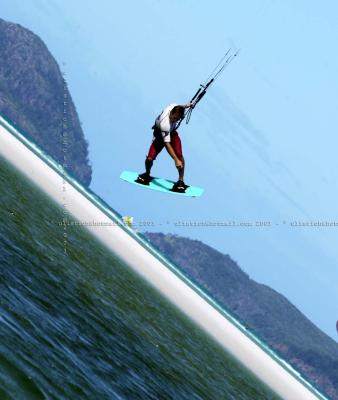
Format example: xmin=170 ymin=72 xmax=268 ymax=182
xmin=154 ymin=104 xmax=179 ymax=143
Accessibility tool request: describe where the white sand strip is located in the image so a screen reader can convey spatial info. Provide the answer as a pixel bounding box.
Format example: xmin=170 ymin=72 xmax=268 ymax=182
xmin=0 ymin=116 xmax=328 ymax=400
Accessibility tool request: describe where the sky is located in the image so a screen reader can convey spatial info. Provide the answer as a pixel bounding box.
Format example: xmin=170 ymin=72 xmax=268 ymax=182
xmin=1 ymin=0 xmax=338 ymax=340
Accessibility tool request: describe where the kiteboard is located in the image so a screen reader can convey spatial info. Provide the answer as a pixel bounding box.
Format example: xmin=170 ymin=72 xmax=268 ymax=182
xmin=120 ymin=170 xmax=204 ymax=197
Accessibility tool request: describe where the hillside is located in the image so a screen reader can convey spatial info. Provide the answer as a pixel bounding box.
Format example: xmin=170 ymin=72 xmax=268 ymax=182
xmin=0 ymin=18 xmax=92 ymax=186
xmin=144 ymin=232 xmax=338 ymax=400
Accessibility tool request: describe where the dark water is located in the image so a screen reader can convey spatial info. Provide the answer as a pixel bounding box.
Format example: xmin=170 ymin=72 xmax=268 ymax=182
xmin=0 ymin=156 xmax=280 ymax=400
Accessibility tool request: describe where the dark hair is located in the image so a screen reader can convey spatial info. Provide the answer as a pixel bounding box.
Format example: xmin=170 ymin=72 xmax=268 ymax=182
xmin=171 ymin=105 xmax=185 ymax=118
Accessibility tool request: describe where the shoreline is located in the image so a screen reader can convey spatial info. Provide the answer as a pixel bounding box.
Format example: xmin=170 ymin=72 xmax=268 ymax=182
xmin=0 ymin=115 xmax=328 ymax=400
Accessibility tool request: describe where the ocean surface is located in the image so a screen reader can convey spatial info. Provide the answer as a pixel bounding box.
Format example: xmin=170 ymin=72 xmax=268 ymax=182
xmin=0 ymin=155 xmax=280 ymax=399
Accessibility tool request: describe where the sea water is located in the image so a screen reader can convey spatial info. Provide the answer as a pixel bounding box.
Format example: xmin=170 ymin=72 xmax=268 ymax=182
xmin=0 ymin=156 xmax=280 ymax=400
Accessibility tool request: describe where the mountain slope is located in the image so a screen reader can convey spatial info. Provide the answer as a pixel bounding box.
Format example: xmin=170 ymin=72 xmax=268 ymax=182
xmin=144 ymin=232 xmax=338 ymax=400
xmin=0 ymin=18 xmax=91 ymax=186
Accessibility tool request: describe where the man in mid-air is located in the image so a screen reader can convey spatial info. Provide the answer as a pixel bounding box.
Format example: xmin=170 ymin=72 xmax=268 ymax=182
xmin=137 ymin=102 xmax=192 ymax=192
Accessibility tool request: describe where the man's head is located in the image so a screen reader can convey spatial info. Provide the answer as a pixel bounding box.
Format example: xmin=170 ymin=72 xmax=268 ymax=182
xmin=170 ymin=105 xmax=185 ymax=122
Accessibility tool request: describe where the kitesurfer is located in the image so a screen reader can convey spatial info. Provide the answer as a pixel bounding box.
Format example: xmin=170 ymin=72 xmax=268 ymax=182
xmin=137 ymin=102 xmax=192 ymax=192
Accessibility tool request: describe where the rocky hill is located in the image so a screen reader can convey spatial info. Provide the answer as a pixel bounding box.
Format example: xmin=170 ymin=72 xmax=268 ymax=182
xmin=0 ymin=18 xmax=92 ymax=186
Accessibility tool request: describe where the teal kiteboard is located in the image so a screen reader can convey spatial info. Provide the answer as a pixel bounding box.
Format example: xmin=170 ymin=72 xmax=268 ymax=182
xmin=120 ymin=171 xmax=204 ymax=197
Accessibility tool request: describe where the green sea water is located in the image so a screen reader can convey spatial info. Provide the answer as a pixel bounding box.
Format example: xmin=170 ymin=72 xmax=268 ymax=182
xmin=0 ymin=155 xmax=280 ymax=400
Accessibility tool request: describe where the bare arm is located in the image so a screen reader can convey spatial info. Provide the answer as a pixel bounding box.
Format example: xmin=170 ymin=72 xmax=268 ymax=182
xmin=165 ymin=143 xmax=183 ymax=168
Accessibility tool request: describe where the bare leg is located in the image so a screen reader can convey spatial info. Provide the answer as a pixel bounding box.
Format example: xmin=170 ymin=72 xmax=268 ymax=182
xmin=145 ymin=157 xmax=153 ymax=175
xmin=177 ymin=156 xmax=185 ymax=181
xmin=137 ymin=157 xmax=154 ymax=184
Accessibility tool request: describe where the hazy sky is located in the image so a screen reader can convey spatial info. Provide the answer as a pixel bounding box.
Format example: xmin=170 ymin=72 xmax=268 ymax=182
xmin=2 ymin=0 xmax=338 ymax=340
